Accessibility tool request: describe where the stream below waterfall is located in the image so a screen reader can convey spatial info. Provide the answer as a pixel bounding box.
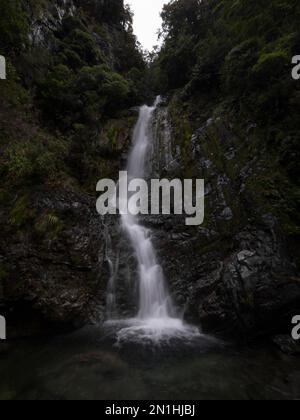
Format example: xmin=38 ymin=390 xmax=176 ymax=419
xmin=0 ymin=326 xmax=300 ymax=400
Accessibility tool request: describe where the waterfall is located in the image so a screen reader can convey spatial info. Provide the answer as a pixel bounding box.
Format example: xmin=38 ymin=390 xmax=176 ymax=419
xmin=106 ymin=97 xmax=201 ymax=344
xmin=122 ymin=99 xmax=174 ymax=321
xmin=105 ymin=228 xmax=118 ymax=320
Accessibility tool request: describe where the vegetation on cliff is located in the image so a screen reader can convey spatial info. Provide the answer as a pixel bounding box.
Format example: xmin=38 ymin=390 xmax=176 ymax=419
xmin=152 ymin=0 xmax=300 ymax=254
xmin=0 ymin=0 xmax=299 ymax=337
xmin=0 ymin=0 xmax=147 ymax=194
xmin=0 ymin=0 xmax=148 ymax=331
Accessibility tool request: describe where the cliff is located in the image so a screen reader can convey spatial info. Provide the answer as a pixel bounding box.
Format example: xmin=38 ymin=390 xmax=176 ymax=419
xmin=0 ymin=0 xmax=144 ymax=336
xmin=148 ymin=0 xmax=300 ymax=339
xmin=147 ymin=104 xmax=300 ymax=338
xmin=1 ymin=0 xmax=299 ymax=341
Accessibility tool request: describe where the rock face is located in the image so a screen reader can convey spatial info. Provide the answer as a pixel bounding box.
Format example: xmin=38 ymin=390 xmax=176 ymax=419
xmin=144 ymin=104 xmax=300 ymax=338
xmin=0 ymin=188 xmax=106 ymax=337
xmin=0 ymin=0 xmax=141 ymax=337
xmin=97 ymin=102 xmax=300 ymax=339
xmin=28 ymin=0 xmax=76 ymax=46
xmin=1 ymin=1 xmax=299 ymax=341
xmin=104 ymin=215 xmax=140 ymax=319
xmin=2 ymin=100 xmax=298 ymax=339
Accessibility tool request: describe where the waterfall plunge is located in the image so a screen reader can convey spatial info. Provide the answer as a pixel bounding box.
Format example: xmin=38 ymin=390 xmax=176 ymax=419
xmin=106 ymin=98 xmax=201 ymax=345
xmin=123 ymin=100 xmax=174 ymax=321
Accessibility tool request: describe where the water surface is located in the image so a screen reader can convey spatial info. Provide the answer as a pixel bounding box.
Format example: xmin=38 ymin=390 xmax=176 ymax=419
xmin=0 ymin=326 xmax=299 ymax=400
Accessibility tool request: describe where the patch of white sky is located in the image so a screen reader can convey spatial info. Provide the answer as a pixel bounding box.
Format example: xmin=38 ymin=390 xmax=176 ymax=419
xmin=126 ymin=0 xmax=167 ymax=51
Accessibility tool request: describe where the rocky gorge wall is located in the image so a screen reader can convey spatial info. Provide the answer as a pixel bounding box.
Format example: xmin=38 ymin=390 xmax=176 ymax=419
xmin=1 ymin=0 xmax=299 ymax=344
xmin=97 ymin=99 xmax=300 ymax=341
xmin=144 ymin=101 xmax=300 ymax=340
xmin=145 ymin=0 xmax=300 ymax=343
xmin=0 ymin=0 xmax=143 ymax=337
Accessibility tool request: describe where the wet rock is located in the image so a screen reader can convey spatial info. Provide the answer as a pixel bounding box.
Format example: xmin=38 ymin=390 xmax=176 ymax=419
xmin=273 ymin=335 xmax=300 ymax=355
xmin=220 ymin=207 xmax=233 ymax=221
xmin=224 ymin=148 xmax=236 ymax=161
xmin=146 ymin=107 xmax=300 ymax=339
xmin=28 ymin=0 xmax=76 ymax=47
xmin=0 ymin=188 xmax=107 ymax=337
xmin=237 ymin=250 xmax=256 ymax=263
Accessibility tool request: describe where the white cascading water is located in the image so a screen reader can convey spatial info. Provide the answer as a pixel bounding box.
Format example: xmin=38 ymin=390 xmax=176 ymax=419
xmin=123 ymin=100 xmax=174 ymax=321
xmin=105 ymin=229 xmax=118 ymax=320
xmin=108 ymin=98 xmax=201 ymax=344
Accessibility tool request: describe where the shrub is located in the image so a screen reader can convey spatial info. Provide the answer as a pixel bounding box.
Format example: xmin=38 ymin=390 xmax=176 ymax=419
xmin=75 ymin=65 xmax=130 ymax=117
xmin=222 ymin=39 xmax=260 ymax=95
xmin=252 ymin=50 xmax=288 ymax=84
xmin=0 ymin=0 xmax=28 ymax=54
xmin=3 ymin=134 xmax=68 ymax=185
xmin=38 ymin=64 xmax=77 ymax=127
xmin=64 ymin=29 xmax=103 ymax=65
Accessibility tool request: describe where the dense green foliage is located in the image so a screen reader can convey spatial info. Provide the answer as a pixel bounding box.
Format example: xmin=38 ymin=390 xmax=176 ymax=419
xmin=153 ymin=0 xmax=300 ymax=241
xmin=0 ymin=0 xmax=147 ymax=193
xmin=1 ymin=0 xmax=299 ymax=243
xmin=0 ymin=0 xmax=29 ymax=54
xmin=155 ymin=0 xmax=300 ymax=123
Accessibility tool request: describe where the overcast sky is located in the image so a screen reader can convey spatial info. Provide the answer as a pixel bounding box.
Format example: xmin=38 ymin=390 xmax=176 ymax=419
xmin=127 ymin=0 xmax=167 ymax=51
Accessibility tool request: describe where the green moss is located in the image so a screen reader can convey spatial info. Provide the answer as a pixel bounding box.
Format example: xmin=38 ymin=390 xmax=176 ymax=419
xmin=107 ymin=126 xmax=119 ymax=148
xmin=8 ymin=195 xmax=35 ymax=229
xmin=34 ymin=212 xmax=64 ymax=239
xmin=252 ymin=51 xmax=287 ymax=78
xmin=4 ymin=142 xmax=33 ymax=181
xmin=168 ymin=98 xmax=194 ymax=176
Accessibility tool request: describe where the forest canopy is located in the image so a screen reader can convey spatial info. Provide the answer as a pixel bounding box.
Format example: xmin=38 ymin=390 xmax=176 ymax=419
xmin=154 ymin=0 xmax=300 ymax=126
xmin=0 ymin=0 xmax=148 ymax=190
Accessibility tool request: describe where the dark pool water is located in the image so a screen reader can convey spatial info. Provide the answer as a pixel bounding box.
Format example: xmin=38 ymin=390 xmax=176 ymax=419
xmin=0 ymin=326 xmax=299 ymax=400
